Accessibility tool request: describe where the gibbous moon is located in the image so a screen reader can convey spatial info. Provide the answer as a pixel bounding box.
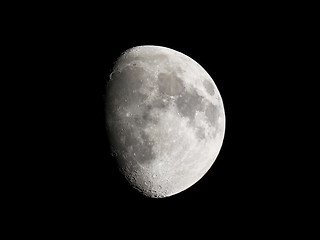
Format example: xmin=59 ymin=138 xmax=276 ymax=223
xmin=105 ymin=45 xmax=225 ymax=198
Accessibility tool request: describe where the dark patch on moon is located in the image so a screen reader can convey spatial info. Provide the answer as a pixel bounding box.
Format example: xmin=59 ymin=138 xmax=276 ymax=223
xmin=140 ymin=105 xmax=159 ymax=125
xmin=107 ymin=119 xmax=156 ymax=166
xmin=151 ymin=98 xmax=168 ymax=109
xmin=142 ymin=107 xmax=152 ymax=122
xmin=158 ymin=72 xmax=184 ymax=96
xmin=136 ymin=131 xmax=155 ymax=164
xmin=205 ymin=103 xmax=219 ymax=126
xmin=133 ymin=100 xmax=167 ymax=127
xmin=175 ymin=89 xmax=203 ymax=121
xmin=203 ymin=79 xmax=215 ymax=96
xmin=107 ymin=66 xmax=147 ymax=110
xmin=196 ymin=127 xmax=206 ymax=140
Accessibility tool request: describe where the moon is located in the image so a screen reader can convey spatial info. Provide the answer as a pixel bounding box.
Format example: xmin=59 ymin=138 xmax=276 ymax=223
xmin=105 ymin=45 xmax=225 ymax=198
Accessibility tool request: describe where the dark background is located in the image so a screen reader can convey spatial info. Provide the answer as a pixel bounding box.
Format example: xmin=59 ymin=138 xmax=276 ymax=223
xmin=15 ymin=4 xmax=305 ymax=235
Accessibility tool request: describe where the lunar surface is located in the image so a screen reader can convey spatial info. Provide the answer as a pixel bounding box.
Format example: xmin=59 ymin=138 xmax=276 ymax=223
xmin=105 ymin=45 xmax=225 ymax=198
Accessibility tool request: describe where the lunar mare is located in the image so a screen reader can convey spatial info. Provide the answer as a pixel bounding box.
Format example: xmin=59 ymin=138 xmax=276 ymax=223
xmin=105 ymin=45 xmax=225 ymax=198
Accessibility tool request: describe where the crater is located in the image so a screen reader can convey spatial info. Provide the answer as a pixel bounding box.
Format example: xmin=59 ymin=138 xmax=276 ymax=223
xmin=158 ymin=72 xmax=184 ymax=96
